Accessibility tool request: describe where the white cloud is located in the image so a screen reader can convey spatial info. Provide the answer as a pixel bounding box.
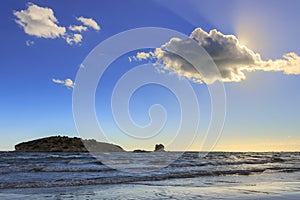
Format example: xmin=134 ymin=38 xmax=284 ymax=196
xmin=128 ymin=56 xmax=138 ymax=62
xmin=128 ymin=52 xmax=155 ymax=63
xmin=136 ymin=52 xmax=155 ymax=60
xmin=14 ymin=3 xmax=100 ymax=45
xmin=13 ymin=3 xmax=66 ymax=39
xmin=25 ymin=40 xmax=34 ymax=46
xmin=66 ymin=33 xmax=83 ymax=45
xmin=52 ymin=79 xmax=64 ymax=84
xmin=68 ymin=25 xmax=88 ymax=32
xmin=256 ymin=52 xmax=300 ymax=75
xmin=52 ymin=78 xmax=75 ymax=88
xmin=79 ymin=63 xmax=85 ymax=68
xmin=77 ymin=16 xmax=100 ymax=31
xmin=136 ymin=28 xmax=300 ymax=84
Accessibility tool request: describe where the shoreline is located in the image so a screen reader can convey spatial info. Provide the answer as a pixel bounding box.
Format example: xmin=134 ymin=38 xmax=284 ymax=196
xmin=1 ymin=173 xmax=299 ymax=200
xmin=2 ymin=151 xmax=300 ymax=153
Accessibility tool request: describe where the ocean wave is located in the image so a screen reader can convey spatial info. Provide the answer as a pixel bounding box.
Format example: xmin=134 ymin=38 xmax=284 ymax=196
xmin=0 ymin=167 xmax=115 ymax=175
xmin=1 ymin=152 xmax=300 ymax=189
xmin=2 ymin=167 xmax=300 ymax=189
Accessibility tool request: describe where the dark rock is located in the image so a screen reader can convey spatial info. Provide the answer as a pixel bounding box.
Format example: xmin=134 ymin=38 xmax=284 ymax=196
xmin=133 ymin=149 xmax=150 ymax=153
xmin=14 ymin=136 xmax=125 ymax=152
xmin=154 ymin=144 xmax=165 ymax=152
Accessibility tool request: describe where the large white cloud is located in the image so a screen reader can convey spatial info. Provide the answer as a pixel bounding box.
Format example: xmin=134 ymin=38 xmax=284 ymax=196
xmin=52 ymin=78 xmax=75 ymax=88
xmin=76 ymin=16 xmax=100 ymax=31
xmin=14 ymin=3 xmax=100 ymax=45
xmin=136 ymin=28 xmax=300 ymax=84
xmin=13 ymin=3 xmax=66 ymax=39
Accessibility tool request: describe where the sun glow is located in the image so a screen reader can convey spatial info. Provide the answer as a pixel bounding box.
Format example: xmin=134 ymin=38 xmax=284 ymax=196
xmin=235 ymin=17 xmax=269 ymax=57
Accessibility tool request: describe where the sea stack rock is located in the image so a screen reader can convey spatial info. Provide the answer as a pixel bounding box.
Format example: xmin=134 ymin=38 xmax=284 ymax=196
xmin=154 ymin=144 xmax=165 ymax=152
xmin=14 ymin=136 xmax=125 ymax=152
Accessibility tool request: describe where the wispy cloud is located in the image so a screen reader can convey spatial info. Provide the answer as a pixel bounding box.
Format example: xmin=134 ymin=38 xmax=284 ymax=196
xmin=76 ymin=16 xmax=100 ymax=31
xmin=25 ymin=40 xmax=34 ymax=46
xmin=136 ymin=28 xmax=300 ymax=84
xmin=68 ymin=25 xmax=88 ymax=32
xmin=79 ymin=63 xmax=85 ymax=68
xmin=52 ymin=78 xmax=75 ymax=88
xmin=13 ymin=3 xmax=100 ymax=45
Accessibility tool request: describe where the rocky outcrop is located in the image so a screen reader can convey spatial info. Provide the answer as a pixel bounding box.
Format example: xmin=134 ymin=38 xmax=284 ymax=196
xmin=154 ymin=144 xmax=165 ymax=152
xmin=133 ymin=149 xmax=150 ymax=153
xmin=14 ymin=136 xmax=125 ymax=152
xmin=133 ymin=144 xmax=166 ymax=153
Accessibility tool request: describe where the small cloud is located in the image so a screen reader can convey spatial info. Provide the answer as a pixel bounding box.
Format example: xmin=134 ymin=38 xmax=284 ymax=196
xmin=52 ymin=79 xmax=64 ymax=84
xmin=136 ymin=52 xmax=154 ymax=60
xmin=68 ymin=25 xmax=88 ymax=32
xmin=13 ymin=3 xmax=66 ymax=39
xmin=66 ymin=33 xmax=83 ymax=45
xmin=128 ymin=56 xmax=138 ymax=62
xmin=14 ymin=3 xmax=100 ymax=45
xmin=76 ymin=16 xmax=100 ymax=31
xmin=128 ymin=53 xmax=155 ymax=62
xmin=52 ymin=78 xmax=75 ymax=88
xmin=25 ymin=40 xmax=34 ymax=46
xmin=128 ymin=52 xmax=155 ymax=63
xmin=79 ymin=63 xmax=85 ymax=68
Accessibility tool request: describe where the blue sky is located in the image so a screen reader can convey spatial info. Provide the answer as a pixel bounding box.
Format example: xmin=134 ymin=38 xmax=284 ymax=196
xmin=0 ymin=0 xmax=299 ymax=151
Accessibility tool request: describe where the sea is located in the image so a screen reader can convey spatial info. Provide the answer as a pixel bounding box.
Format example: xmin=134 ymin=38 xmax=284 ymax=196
xmin=0 ymin=151 xmax=299 ymax=199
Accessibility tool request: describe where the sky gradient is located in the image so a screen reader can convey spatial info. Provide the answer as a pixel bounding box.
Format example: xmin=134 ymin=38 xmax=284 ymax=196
xmin=0 ymin=0 xmax=299 ymax=151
